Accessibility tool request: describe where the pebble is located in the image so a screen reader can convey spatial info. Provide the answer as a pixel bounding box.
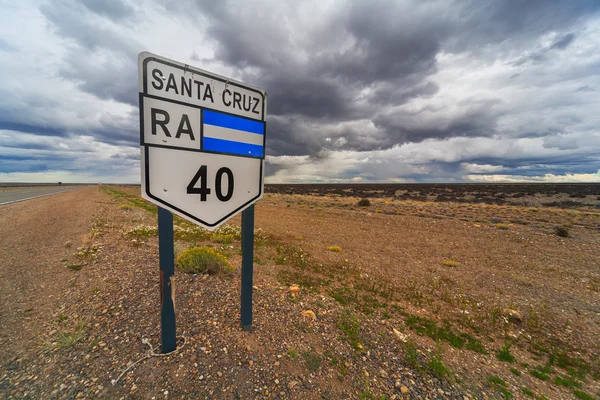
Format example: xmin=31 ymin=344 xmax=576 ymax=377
xmin=400 ymin=386 xmax=409 ymax=394
xmin=189 ymin=354 xmax=198 ymax=363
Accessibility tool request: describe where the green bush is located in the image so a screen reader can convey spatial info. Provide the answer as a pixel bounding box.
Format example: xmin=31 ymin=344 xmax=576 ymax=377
xmin=357 ymin=198 xmax=371 ymax=207
xmin=176 ymin=247 xmax=234 ymax=275
xmin=554 ymin=226 xmax=569 ymax=238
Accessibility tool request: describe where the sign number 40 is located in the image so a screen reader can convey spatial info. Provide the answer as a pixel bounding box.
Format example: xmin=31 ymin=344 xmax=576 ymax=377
xmin=187 ymin=165 xmax=234 ymax=202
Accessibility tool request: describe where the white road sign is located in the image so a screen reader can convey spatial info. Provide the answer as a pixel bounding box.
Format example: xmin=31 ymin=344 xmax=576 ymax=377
xmin=138 ymin=52 xmax=267 ymax=229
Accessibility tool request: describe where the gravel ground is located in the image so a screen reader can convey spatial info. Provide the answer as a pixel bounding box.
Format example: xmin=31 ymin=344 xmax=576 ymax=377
xmin=1 ymin=186 xmax=598 ymax=399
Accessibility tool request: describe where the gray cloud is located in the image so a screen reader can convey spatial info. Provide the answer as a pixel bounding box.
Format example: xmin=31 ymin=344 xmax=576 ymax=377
xmin=575 ymin=85 xmax=595 ymax=92
xmin=1 ymin=0 xmax=599 ymax=183
xmin=80 ymin=0 xmax=134 ymax=20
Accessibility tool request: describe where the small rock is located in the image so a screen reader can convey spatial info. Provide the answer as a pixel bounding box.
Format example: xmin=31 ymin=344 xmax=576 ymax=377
xmin=392 ymin=328 xmax=407 ymax=342
xmin=289 ymin=285 xmax=301 ymax=293
xmin=288 ymin=381 xmax=298 ymax=390
xmin=395 ymin=381 xmax=401 ymax=388
xmin=503 ymin=308 xmax=522 ymax=324
xmin=400 ymin=386 xmax=409 ymax=394
xmin=189 ymin=354 xmax=198 ymax=363
xmin=248 ymin=360 xmax=253 ymax=367
xmin=301 ymin=310 xmax=316 ymax=321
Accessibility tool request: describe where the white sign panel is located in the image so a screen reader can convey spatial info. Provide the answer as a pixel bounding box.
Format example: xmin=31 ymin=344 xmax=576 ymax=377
xmin=138 ymin=52 xmax=267 ymax=229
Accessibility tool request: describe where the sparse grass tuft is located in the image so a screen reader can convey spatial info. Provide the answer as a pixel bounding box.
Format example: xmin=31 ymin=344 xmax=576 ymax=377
xmin=176 ymin=247 xmax=234 ymax=276
xmin=553 ymin=375 xmax=581 ymax=390
xmin=488 ymin=374 xmax=513 ymax=399
xmin=328 ymin=245 xmax=342 ymax=252
xmin=530 ymin=368 xmax=550 ymax=381
xmin=521 ymin=387 xmax=534 ymax=397
xmin=509 ymin=367 xmax=521 ymax=376
xmin=337 ymin=307 xmax=362 ymax=351
xmin=288 ymin=349 xmax=298 ymax=359
xmin=487 ymin=375 xmax=506 ymax=387
xmin=404 ymin=340 xmax=419 ymax=368
xmin=496 ymin=342 xmax=515 ymax=363
xmin=428 ymin=344 xmax=451 ymax=377
xmin=67 ymin=264 xmax=83 ymax=271
xmin=302 ymin=350 xmax=322 ymax=372
xmin=573 ymin=390 xmax=595 ymax=400
xmin=53 ymin=321 xmax=87 ymax=349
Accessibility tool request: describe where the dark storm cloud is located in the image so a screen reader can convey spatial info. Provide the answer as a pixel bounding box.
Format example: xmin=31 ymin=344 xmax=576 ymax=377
xmin=373 ymin=99 xmax=502 ymax=143
xmin=191 ymin=0 xmax=599 ymax=158
xmin=444 ymin=0 xmax=596 ymax=52
xmin=0 ymin=121 xmax=66 ymax=137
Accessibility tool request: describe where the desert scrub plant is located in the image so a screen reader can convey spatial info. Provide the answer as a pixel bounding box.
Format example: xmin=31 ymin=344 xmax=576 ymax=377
xmin=119 ymin=204 xmax=133 ymax=210
xmin=553 ymin=226 xmax=569 ymax=237
xmin=123 ymin=225 xmax=157 ymax=238
xmin=74 ymin=244 xmax=101 ymax=261
xmin=357 ymin=198 xmax=371 ymax=207
xmin=67 ymin=263 xmax=83 ymax=271
xmin=328 ymin=245 xmax=342 ymax=252
xmin=442 ymin=259 xmax=461 ymax=267
xmin=495 ymin=223 xmax=511 ymax=230
xmin=210 ymin=233 xmax=234 ymax=244
xmin=176 ymin=247 xmax=234 ymax=276
xmin=172 ymin=224 xmax=210 ymax=241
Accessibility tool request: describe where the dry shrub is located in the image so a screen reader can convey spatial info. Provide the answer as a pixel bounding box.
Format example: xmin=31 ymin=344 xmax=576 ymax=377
xmin=176 ymin=247 xmax=234 ymax=276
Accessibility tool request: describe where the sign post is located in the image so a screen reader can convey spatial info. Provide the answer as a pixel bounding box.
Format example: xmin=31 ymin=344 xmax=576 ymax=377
xmin=138 ymin=52 xmax=267 ymax=348
xmin=240 ymin=205 xmax=255 ymax=331
xmin=158 ymin=207 xmax=176 ymax=352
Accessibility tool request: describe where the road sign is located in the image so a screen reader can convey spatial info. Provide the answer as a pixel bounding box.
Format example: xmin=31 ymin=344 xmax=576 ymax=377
xmin=138 ymin=52 xmax=267 ymax=230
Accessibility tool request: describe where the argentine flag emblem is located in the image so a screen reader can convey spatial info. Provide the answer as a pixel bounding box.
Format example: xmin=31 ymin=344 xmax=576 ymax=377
xmin=203 ymin=110 xmax=265 ymax=158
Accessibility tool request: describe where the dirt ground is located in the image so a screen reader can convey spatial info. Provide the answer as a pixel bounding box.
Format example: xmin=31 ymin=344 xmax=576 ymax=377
xmin=1 ymin=185 xmax=599 ymax=399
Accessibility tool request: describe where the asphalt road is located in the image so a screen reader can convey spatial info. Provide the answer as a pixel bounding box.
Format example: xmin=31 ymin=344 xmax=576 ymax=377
xmin=0 ymin=186 xmax=85 ymax=206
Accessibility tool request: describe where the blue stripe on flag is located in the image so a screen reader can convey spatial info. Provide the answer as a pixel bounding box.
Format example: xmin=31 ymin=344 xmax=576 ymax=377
xmin=204 ymin=110 xmax=264 ymax=135
xmin=203 ymin=137 xmax=264 ymax=158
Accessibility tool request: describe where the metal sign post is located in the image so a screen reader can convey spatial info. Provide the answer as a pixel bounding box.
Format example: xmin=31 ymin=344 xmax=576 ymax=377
xmin=158 ymin=207 xmax=176 ymax=353
xmin=240 ymin=205 xmax=255 ymax=331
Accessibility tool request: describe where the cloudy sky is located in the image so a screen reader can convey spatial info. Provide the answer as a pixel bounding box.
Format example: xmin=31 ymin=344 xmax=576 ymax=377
xmin=1 ymin=0 xmax=599 ymax=183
